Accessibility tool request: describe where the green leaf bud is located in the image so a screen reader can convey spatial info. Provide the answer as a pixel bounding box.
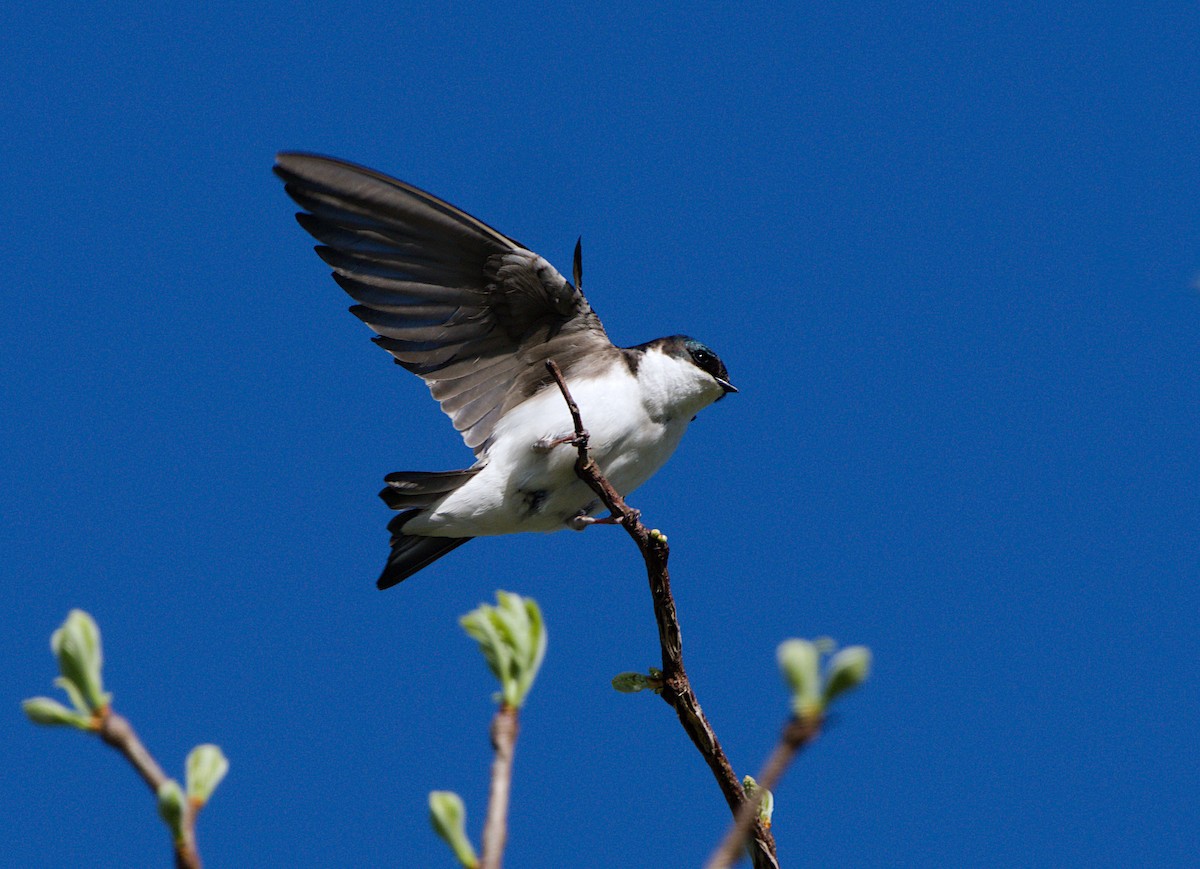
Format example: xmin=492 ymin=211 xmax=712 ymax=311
xmin=460 ymin=591 xmax=547 ymax=708
xmin=428 ymin=790 xmax=478 ymax=868
xmin=186 ymin=744 xmax=229 ymax=806
xmin=822 ymin=645 xmax=872 ymax=705
xmin=49 ymin=610 xmax=110 ymax=713
xmin=52 ymin=676 xmax=90 ymax=716
xmin=777 ymin=639 xmax=821 ymax=717
xmin=611 ymin=672 xmax=651 ymax=693
xmin=156 ymin=779 xmax=187 ymax=842
xmin=743 ymin=775 xmax=774 ymax=826
xmin=21 ymin=697 xmax=92 ymax=729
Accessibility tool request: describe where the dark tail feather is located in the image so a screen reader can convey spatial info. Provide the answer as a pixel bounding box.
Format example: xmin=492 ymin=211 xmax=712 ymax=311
xmin=379 ymin=468 xmax=480 ymax=510
xmin=377 ymin=510 xmax=471 ymax=589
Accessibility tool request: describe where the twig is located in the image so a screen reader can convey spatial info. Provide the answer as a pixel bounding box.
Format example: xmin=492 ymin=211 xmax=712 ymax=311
xmin=97 ymin=709 xmax=202 ymax=869
xmin=97 ymin=709 xmax=170 ymax=792
xmin=704 ymin=715 xmax=823 ymax=869
xmin=545 ymin=360 xmax=779 ymax=869
xmin=480 ymin=705 xmax=520 ymax=869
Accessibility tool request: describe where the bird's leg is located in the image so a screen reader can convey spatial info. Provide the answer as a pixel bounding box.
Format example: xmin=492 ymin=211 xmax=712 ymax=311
xmin=532 ymin=428 xmax=590 ymax=453
xmin=567 ymin=513 xmax=607 ymax=531
xmin=567 ymin=507 xmax=641 ymax=531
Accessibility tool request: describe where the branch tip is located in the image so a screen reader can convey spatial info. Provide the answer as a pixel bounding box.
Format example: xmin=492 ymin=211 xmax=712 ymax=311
xmin=545 ymin=359 xmax=779 ymax=869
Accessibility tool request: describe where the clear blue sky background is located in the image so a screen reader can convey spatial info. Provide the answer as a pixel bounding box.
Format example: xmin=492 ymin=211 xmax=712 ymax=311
xmin=3 ymin=3 xmax=1197 ymax=867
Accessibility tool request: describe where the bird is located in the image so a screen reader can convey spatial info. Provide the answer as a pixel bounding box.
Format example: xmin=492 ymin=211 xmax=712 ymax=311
xmin=274 ymin=153 xmax=736 ymax=589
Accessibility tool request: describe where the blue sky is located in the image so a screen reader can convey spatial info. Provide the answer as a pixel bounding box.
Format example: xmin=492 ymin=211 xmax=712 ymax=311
xmin=3 ymin=3 xmax=1198 ymax=866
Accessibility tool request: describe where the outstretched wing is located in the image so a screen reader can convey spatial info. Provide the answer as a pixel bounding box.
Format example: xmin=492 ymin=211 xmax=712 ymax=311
xmin=275 ymin=152 xmax=618 ymax=455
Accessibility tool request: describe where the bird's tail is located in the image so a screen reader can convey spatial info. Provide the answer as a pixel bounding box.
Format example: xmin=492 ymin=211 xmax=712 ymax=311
xmin=377 ymin=512 xmax=471 ymax=589
xmin=375 ymin=469 xmax=479 ymax=589
xmin=378 ymin=468 xmax=481 ymax=510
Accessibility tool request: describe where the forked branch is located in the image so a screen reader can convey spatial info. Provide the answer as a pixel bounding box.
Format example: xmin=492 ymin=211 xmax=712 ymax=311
xmin=705 ymin=715 xmax=823 ymax=869
xmin=97 ymin=710 xmax=202 ymax=869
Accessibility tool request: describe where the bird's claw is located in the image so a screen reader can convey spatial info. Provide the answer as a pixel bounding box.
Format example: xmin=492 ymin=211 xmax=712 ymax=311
xmin=567 ymin=508 xmax=639 ymax=531
xmin=533 ymin=429 xmax=590 ymax=453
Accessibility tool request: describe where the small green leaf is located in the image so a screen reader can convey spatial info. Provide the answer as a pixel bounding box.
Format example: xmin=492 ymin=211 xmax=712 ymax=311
xmin=611 ymin=672 xmax=650 ymax=693
xmin=50 ymin=610 xmax=110 ymax=713
xmin=156 ymin=779 xmax=186 ymax=842
xmin=461 ymin=609 xmax=511 ymax=691
xmin=186 ymin=744 xmax=229 ymax=806
xmin=822 ymin=645 xmax=872 ymax=705
xmin=22 ymin=697 xmax=92 ymax=729
xmin=429 ymin=790 xmax=478 ymax=868
xmin=611 ymin=669 xmax=664 ymax=693
xmin=53 ymin=676 xmax=90 ymax=717
xmin=777 ymin=639 xmax=821 ymax=717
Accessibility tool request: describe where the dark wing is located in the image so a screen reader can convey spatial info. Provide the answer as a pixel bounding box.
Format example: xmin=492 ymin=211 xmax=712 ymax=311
xmin=274 ymin=152 xmax=617 ymax=455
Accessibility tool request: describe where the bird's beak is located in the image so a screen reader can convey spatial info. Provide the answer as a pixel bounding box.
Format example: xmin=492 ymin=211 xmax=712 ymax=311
xmin=716 ymin=378 xmax=738 ymax=395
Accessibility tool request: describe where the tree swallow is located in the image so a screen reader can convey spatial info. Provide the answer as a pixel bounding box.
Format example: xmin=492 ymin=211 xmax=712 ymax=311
xmin=274 ymin=153 xmax=736 ymax=589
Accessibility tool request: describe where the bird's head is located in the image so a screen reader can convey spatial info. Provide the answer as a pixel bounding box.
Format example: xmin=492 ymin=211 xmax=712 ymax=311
xmin=680 ymin=337 xmax=737 ymax=399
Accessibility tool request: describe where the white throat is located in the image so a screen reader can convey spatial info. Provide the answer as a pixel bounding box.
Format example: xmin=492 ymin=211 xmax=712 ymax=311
xmin=634 ymin=347 xmax=725 ymax=423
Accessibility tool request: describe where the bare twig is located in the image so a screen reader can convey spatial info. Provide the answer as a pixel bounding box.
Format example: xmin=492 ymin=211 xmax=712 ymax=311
xmin=97 ymin=709 xmax=170 ymax=792
xmin=481 ymin=705 xmax=520 ymax=869
xmin=97 ymin=708 xmax=202 ymax=869
xmin=545 ymin=360 xmax=780 ymax=869
xmin=705 ymin=715 xmax=823 ymax=869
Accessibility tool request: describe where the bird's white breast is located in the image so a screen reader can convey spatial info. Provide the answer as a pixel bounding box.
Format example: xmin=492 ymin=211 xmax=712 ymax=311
xmin=406 ymin=348 xmax=723 ymax=537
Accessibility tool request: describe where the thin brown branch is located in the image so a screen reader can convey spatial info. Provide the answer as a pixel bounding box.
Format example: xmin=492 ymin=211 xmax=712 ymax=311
xmin=545 ymin=360 xmax=779 ymax=869
xmin=97 ymin=708 xmax=202 ymax=869
xmin=705 ymin=715 xmax=823 ymax=869
xmin=97 ymin=709 xmax=169 ymax=792
xmin=480 ymin=704 xmax=520 ymax=869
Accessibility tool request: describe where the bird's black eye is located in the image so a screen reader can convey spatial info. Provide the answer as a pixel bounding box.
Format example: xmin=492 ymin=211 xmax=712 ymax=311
xmin=684 ymin=339 xmax=730 ymax=388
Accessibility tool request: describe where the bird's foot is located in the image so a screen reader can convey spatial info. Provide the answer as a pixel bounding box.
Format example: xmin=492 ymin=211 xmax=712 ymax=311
xmin=566 ymin=508 xmax=640 ymax=531
xmin=533 ymin=429 xmax=590 ymax=453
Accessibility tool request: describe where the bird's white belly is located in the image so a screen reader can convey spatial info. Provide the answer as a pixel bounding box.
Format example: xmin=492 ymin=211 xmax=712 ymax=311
xmin=405 ymin=371 xmax=689 ymax=537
